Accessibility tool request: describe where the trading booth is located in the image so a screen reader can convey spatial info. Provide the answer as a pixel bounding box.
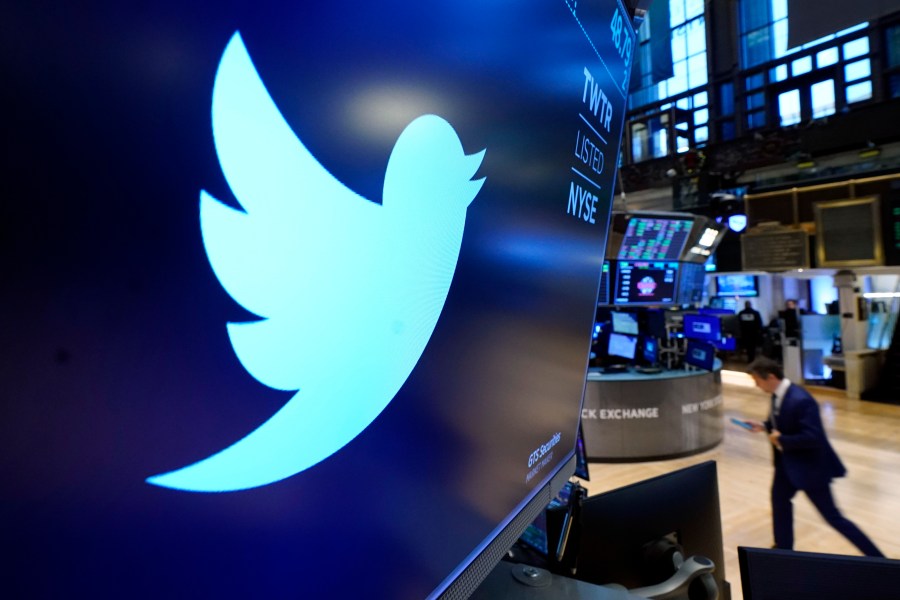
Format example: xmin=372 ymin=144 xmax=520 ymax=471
xmin=584 ymin=212 xmax=728 ymax=461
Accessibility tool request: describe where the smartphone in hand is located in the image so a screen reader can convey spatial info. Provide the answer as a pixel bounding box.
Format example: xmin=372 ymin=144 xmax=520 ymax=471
xmin=730 ymin=417 xmax=756 ymax=431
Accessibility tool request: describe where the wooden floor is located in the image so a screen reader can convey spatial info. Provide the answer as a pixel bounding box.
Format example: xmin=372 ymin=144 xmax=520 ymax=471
xmin=578 ymin=369 xmax=900 ymax=600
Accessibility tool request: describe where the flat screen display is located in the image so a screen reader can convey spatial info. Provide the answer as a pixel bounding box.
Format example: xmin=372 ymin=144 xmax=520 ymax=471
xmin=608 ymin=333 xmax=638 ymax=360
xmin=611 ymin=311 xmax=639 ymax=335
xmin=642 ymin=336 xmax=659 ymax=365
xmin=740 ymin=547 xmax=900 ymax=600
xmin=1 ymin=1 xmax=636 ymax=598
xmin=617 ymin=217 xmax=693 ymax=261
xmin=716 ymin=274 xmax=758 ymax=297
xmin=614 ymin=261 xmax=679 ymax=306
xmin=683 ymin=313 xmax=723 ymax=342
xmin=678 ymin=261 xmax=707 ymax=304
xmin=685 ymin=340 xmax=716 ymax=371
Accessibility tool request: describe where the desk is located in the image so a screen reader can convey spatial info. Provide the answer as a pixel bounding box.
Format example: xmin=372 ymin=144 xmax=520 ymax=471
xmin=581 ymin=362 xmax=724 ymax=461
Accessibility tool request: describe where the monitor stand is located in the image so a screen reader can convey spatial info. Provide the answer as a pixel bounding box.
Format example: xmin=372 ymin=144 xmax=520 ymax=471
xmin=469 ymin=562 xmax=645 ymax=600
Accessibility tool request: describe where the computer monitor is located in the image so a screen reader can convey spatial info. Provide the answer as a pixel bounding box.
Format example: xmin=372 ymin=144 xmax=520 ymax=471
xmin=713 ymin=336 xmax=737 ymax=352
xmin=699 ymin=307 xmax=734 ymax=316
xmin=519 ymin=424 xmax=590 ymax=556
xmin=574 ymin=421 xmax=591 ymax=481
xmin=642 ymin=336 xmax=659 ymax=366
xmin=572 ymin=462 xmax=729 ymax=597
xmin=614 ymin=261 xmax=680 ymax=306
xmin=739 ymin=547 xmax=900 ymax=600
xmin=683 ymin=313 xmax=723 ymax=343
xmin=644 ymin=308 xmax=668 ymax=339
xmin=716 ymin=274 xmax=758 ymax=297
xmin=709 ymin=296 xmax=739 ymax=312
xmin=608 ymin=333 xmax=638 ymax=361
xmin=611 ymin=311 xmax=640 ymax=335
xmin=685 ymin=339 xmax=717 ymax=371
xmin=2 ymin=2 xmax=636 ymax=597
xmin=616 ymin=217 xmax=693 ymax=261
xmin=677 ymin=261 xmax=707 ymax=305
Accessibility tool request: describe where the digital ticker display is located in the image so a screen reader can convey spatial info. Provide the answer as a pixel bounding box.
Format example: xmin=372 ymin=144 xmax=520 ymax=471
xmin=617 ymin=217 xmax=693 ymax=261
xmin=614 ymin=261 xmax=679 ymax=305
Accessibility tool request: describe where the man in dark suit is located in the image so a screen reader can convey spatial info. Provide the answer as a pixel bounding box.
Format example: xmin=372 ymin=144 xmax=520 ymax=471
xmin=738 ymin=301 xmax=763 ymax=362
xmin=747 ymin=357 xmax=884 ymax=556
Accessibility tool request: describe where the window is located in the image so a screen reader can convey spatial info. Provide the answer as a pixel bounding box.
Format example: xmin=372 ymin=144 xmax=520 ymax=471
xmin=736 ymin=0 xmax=875 ymax=133
xmin=844 ymin=59 xmax=871 ymax=82
xmin=811 ymin=80 xmax=836 ymax=118
xmin=817 ymin=47 xmax=839 ymax=68
xmin=791 ymin=56 xmax=812 ymax=76
xmin=626 ymin=0 xmax=710 ymax=160
xmin=846 ymin=80 xmax=873 ymax=103
xmin=778 ymin=89 xmax=802 ymax=126
xmin=887 ymin=25 xmax=900 ymax=68
xmin=629 ymin=0 xmax=709 ymax=110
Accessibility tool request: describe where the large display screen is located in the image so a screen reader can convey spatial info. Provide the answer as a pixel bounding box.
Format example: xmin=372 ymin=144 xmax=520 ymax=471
xmin=614 ymin=261 xmax=680 ymax=305
xmin=716 ymin=274 xmax=758 ymax=297
xmin=2 ymin=1 xmax=635 ymax=598
xmin=617 ymin=217 xmax=693 ymax=261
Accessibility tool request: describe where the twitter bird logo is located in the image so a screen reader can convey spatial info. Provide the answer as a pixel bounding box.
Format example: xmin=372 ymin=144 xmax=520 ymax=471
xmin=147 ymin=32 xmax=485 ymax=492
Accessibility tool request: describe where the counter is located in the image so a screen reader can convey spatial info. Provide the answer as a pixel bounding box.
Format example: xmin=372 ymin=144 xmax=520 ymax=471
xmin=581 ymin=361 xmax=724 ymax=461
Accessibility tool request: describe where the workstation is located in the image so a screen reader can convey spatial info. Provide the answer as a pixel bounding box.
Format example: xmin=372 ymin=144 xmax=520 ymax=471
xmin=583 ymin=212 xmax=728 ymax=461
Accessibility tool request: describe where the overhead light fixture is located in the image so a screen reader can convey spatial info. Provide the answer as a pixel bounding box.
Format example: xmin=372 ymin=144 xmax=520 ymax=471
xmin=863 ymin=292 xmax=900 ymax=299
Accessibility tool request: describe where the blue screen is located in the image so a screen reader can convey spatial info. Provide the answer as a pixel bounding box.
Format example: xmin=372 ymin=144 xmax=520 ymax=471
xmin=2 ymin=1 xmax=636 ymax=597
xmin=683 ymin=313 xmax=723 ymax=343
xmin=716 ymin=274 xmax=758 ymax=297
xmin=685 ymin=340 xmax=716 ymax=371
xmin=608 ymin=333 xmax=638 ymax=360
xmin=642 ymin=336 xmax=659 ymax=365
xmin=611 ymin=311 xmax=639 ymax=335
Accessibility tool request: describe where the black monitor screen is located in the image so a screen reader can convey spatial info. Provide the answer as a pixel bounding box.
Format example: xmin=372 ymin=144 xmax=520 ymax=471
xmin=683 ymin=313 xmax=722 ymax=342
xmin=614 ymin=261 xmax=679 ymax=306
xmin=574 ymin=462 xmax=728 ymax=596
xmin=740 ymin=547 xmax=900 ymax=600
xmin=617 ymin=217 xmax=693 ymax=261
xmin=575 ymin=422 xmax=590 ymax=481
xmin=518 ymin=481 xmax=579 ymax=557
xmin=716 ymin=274 xmax=758 ymax=297
xmin=644 ymin=309 xmax=668 ymax=339
xmin=685 ymin=339 xmax=716 ymax=371
xmin=611 ymin=311 xmax=639 ymax=335
xmin=608 ymin=333 xmax=638 ymax=360
xmin=2 ymin=1 xmax=636 ymax=598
